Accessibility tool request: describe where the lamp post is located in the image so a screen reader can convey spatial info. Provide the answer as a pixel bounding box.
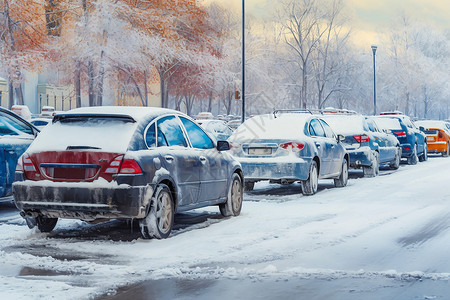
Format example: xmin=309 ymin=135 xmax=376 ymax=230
xmin=241 ymin=0 xmax=245 ymax=124
xmin=371 ymin=44 xmax=377 ymax=115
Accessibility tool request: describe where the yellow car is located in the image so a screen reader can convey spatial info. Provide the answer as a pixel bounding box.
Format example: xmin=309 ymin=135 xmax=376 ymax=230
xmin=415 ymin=120 xmax=450 ymax=156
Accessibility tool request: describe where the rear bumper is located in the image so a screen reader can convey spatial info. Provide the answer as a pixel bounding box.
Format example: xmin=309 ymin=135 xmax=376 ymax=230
xmin=401 ymin=143 xmax=414 ymax=157
xmin=237 ymin=157 xmax=311 ymax=182
xmin=13 ymin=180 xmax=154 ymax=220
xmin=427 ymin=141 xmax=447 ymax=153
xmin=347 ymin=148 xmax=373 ymax=168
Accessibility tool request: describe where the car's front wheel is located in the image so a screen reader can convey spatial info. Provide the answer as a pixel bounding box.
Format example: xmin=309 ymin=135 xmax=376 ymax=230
xmin=390 ymin=147 xmax=401 ymax=170
xmin=419 ymin=143 xmax=428 ymax=162
xmin=140 ymin=184 xmax=174 ymax=239
xmin=302 ymin=161 xmax=318 ymax=196
xmin=407 ymin=144 xmax=418 ymax=165
xmin=444 ymin=143 xmax=450 ymax=157
xmin=220 ymin=173 xmax=243 ymax=217
xmin=334 ymin=158 xmax=348 ymax=188
xmin=363 ymin=151 xmax=379 ymax=177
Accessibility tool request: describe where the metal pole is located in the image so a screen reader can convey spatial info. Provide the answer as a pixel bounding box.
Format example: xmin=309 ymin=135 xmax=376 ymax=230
xmin=371 ymin=45 xmax=377 ymax=115
xmin=241 ymin=0 xmax=245 ymax=124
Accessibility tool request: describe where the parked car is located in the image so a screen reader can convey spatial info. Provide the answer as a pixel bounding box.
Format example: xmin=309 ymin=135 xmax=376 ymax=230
xmin=13 ymin=106 xmax=243 ymax=238
xmin=30 ymin=118 xmax=51 ymax=130
xmin=415 ymin=120 xmax=450 ymax=156
xmin=227 ymin=119 xmax=242 ymax=130
xmin=197 ymin=119 xmax=234 ymax=141
xmin=0 ymin=107 xmax=38 ymax=202
xmin=321 ymin=113 xmax=402 ymax=176
xmin=196 ymin=112 xmax=214 ymax=120
xmin=39 ymin=106 xmax=55 ymax=119
xmin=372 ymin=113 xmax=427 ymax=165
xmin=11 ymin=105 xmax=32 ymax=121
xmin=228 ymin=111 xmax=349 ymax=195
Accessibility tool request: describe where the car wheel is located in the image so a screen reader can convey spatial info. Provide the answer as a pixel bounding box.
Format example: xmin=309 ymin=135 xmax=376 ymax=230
xmin=139 ymin=184 xmax=174 ymax=239
xmin=36 ymin=216 xmax=58 ymax=233
xmin=301 ymin=160 xmax=318 ymax=196
xmin=220 ymin=173 xmax=243 ymax=217
xmin=244 ymin=181 xmax=255 ymax=192
xmin=334 ymin=158 xmax=348 ymax=188
xmin=390 ymin=147 xmax=401 ymax=170
xmin=419 ymin=143 xmax=428 ymax=162
xmin=363 ymin=151 xmax=379 ymax=177
xmin=407 ymin=144 xmax=418 ymax=165
xmin=444 ymin=143 xmax=450 ymax=157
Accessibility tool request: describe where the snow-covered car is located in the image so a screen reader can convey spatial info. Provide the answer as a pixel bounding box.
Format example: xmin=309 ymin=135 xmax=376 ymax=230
xmin=11 ymin=105 xmax=32 ymax=121
xmin=38 ymin=106 xmax=55 ymax=119
xmin=415 ymin=120 xmax=450 ymax=156
xmin=228 ymin=112 xmax=349 ymax=195
xmin=13 ymin=106 xmax=243 ymax=239
xmin=30 ymin=118 xmax=51 ymax=130
xmin=373 ymin=113 xmax=427 ymax=165
xmin=321 ymin=114 xmax=402 ymax=176
xmin=197 ymin=119 xmax=234 ymax=141
xmin=0 ymin=107 xmax=39 ymax=202
xmin=196 ymin=112 xmax=214 ymax=120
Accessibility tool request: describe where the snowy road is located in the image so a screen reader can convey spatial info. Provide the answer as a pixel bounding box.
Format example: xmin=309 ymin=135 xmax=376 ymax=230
xmin=1 ymin=156 xmax=450 ymax=299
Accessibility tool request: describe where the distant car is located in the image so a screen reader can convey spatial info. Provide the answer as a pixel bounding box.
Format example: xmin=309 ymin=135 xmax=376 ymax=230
xmin=228 ymin=111 xmax=349 ymax=195
xmin=415 ymin=120 xmax=450 ymax=156
xmin=197 ymin=119 xmax=233 ymax=141
xmin=13 ymin=106 xmax=243 ymax=239
xmin=196 ymin=112 xmax=214 ymax=120
xmin=11 ymin=105 xmax=32 ymax=121
xmin=30 ymin=118 xmax=51 ymax=130
xmin=321 ymin=114 xmax=402 ymax=176
xmin=227 ymin=119 xmax=242 ymax=130
xmin=0 ymin=107 xmax=38 ymax=202
xmin=39 ymin=106 xmax=55 ymax=119
xmin=373 ymin=113 xmax=427 ymax=165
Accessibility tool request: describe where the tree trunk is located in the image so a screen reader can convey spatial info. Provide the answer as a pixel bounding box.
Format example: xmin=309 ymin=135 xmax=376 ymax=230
xmin=143 ymin=70 xmax=148 ymax=106
xmin=75 ymin=61 xmax=81 ymax=108
xmin=207 ymin=90 xmax=213 ymax=112
xmin=405 ymin=92 xmax=410 ymax=116
xmin=97 ymin=51 xmax=105 ymax=106
xmin=8 ymin=82 xmax=14 ymax=109
xmin=15 ymin=85 xmax=24 ymax=105
xmin=88 ymin=60 xmax=95 ymax=106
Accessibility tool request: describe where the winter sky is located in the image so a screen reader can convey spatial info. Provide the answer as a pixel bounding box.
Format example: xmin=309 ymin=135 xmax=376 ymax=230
xmin=205 ymin=0 xmax=450 ymax=47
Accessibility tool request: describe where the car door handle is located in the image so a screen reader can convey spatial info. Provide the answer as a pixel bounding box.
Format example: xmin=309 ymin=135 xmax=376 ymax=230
xmin=164 ymin=155 xmax=174 ymax=162
xmin=200 ymin=156 xmax=207 ymax=162
xmin=315 ymin=143 xmax=321 ymax=148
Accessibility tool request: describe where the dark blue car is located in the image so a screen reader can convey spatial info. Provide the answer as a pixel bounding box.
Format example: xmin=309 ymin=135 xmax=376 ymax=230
xmin=373 ymin=113 xmax=427 ymax=165
xmin=0 ymin=107 xmax=38 ymax=202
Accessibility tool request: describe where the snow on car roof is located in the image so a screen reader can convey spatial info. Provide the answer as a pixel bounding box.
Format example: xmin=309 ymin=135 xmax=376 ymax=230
xmin=229 ymin=113 xmax=311 ymax=141
xmin=415 ymin=120 xmax=450 ymax=130
xmin=65 ymin=106 xmax=182 ymax=122
xmin=372 ymin=116 xmax=402 ymax=130
xmin=320 ymin=114 xmax=365 ymax=134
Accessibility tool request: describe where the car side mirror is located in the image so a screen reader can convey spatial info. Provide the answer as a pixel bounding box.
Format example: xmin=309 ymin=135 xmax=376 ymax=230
xmin=336 ymin=134 xmax=345 ymax=143
xmin=419 ymin=126 xmax=425 ymax=132
xmin=217 ymin=140 xmax=230 ymax=151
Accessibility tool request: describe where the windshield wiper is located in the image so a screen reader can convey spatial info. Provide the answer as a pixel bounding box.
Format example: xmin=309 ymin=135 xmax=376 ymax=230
xmin=66 ymin=146 xmax=101 ymax=150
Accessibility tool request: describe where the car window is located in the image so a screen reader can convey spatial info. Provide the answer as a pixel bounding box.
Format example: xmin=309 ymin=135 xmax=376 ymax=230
xmin=0 ymin=113 xmax=33 ymax=136
xmin=180 ymin=117 xmax=214 ymax=149
xmin=319 ymin=119 xmax=335 ymax=139
xmin=365 ymin=119 xmax=377 ymax=132
xmin=157 ymin=116 xmax=187 ymax=147
xmin=145 ymin=123 xmax=156 ymax=148
xmin=309 ymin=119 xmax=326 ymax=137
xmin=402 ymin=118 xmax=414 ymax=128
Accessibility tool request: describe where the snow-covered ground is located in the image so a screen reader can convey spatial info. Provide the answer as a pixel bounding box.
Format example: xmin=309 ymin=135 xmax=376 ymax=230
xmin=1 ymin=157 xmax=450 ymax=299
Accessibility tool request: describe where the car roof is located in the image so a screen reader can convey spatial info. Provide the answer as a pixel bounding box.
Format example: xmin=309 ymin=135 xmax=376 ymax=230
xmin=60 ymin=106 xmax=184 ymax=123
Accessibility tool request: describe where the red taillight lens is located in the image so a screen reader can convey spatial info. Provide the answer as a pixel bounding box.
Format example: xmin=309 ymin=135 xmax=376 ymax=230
xmin=353 ymin=135 xmax=370 ymax=143
xmin=119 ymin=159 xmax=143 ymax=174
xmin=404 ymin=147 xmax=410 ymax=151
xmin=394 ymin=131 xmax=407 ymax=137
xmin=23 ymin=154 xmax=37 ymax=172
xmin=279 ymin=142 xmax=305 ymax=152
xmin=21 ymin=153 xmax=40 ymax=180
xmin=105 ymin=155 xmax=124 ymax=174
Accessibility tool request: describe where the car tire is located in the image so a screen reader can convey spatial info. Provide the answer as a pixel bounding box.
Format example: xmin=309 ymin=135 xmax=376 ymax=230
xmin=36 ymin=216 xmax=58 ymax=233
xmin=244 ymin=181 xmax=255 ymax=192
xmin=334 ymin=158 xmax=348 ymax=188
xmin=220 ymin=173 xmax=243 ymax=217
xmin=419 ymin=143 xmax=428 ymax=162
xmin=301 ymin=161 xmax=318 ymax=196
xmin=407 ymin=144 xmax=418 ymax=165
xmin=444 ymin=143 xmax=450 ymax=157
xmin=390 ymin=147 xmax=401 ymax=170
xmin=139 ymin=184 xmax=174 ymax=239
xmin=363 ymin=152 xmax=379 ymax=177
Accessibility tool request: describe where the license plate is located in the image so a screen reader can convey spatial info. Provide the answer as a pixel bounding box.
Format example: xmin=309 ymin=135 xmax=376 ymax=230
xmin=427 ymin=137 xmax=434 ymax=141
xmin=248 ymin=148 xmax=272 ymax=155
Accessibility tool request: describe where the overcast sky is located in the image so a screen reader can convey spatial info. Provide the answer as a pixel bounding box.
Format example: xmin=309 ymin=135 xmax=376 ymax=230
xmin=204 ymin=0 xmax=450 ymax=47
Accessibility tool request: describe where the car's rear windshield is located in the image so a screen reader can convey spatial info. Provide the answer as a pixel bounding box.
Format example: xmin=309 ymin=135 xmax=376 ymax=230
xmin=27 ymin=116 xmax=138 ymax=153
xmin=322 ymin=116 xmax=365 ymax=134
xmin=373 ymin=118 xmax=402 ymax=130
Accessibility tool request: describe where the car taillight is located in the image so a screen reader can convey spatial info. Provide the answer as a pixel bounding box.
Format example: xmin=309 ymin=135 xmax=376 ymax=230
xmin=394 ymin=131 xmax=407 ymax=137
xmin=20 ymin=153 xmax=40 ymax=180
xmin=105 ymin=155 xmax=124 ymax=174
xmin=119 ymin=159 xmax=143 ymax=174
xmin=279 ymin=142 xmax=305 ymax=152
xmin=353 ymin=135 xmax=370 ymax=143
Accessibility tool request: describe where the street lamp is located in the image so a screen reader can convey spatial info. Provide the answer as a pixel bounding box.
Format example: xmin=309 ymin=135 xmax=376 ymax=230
xmin=241 ymin=0 xmax=245 ymax=124
xmin=371 ymin=44 xmax=377 ymax=115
